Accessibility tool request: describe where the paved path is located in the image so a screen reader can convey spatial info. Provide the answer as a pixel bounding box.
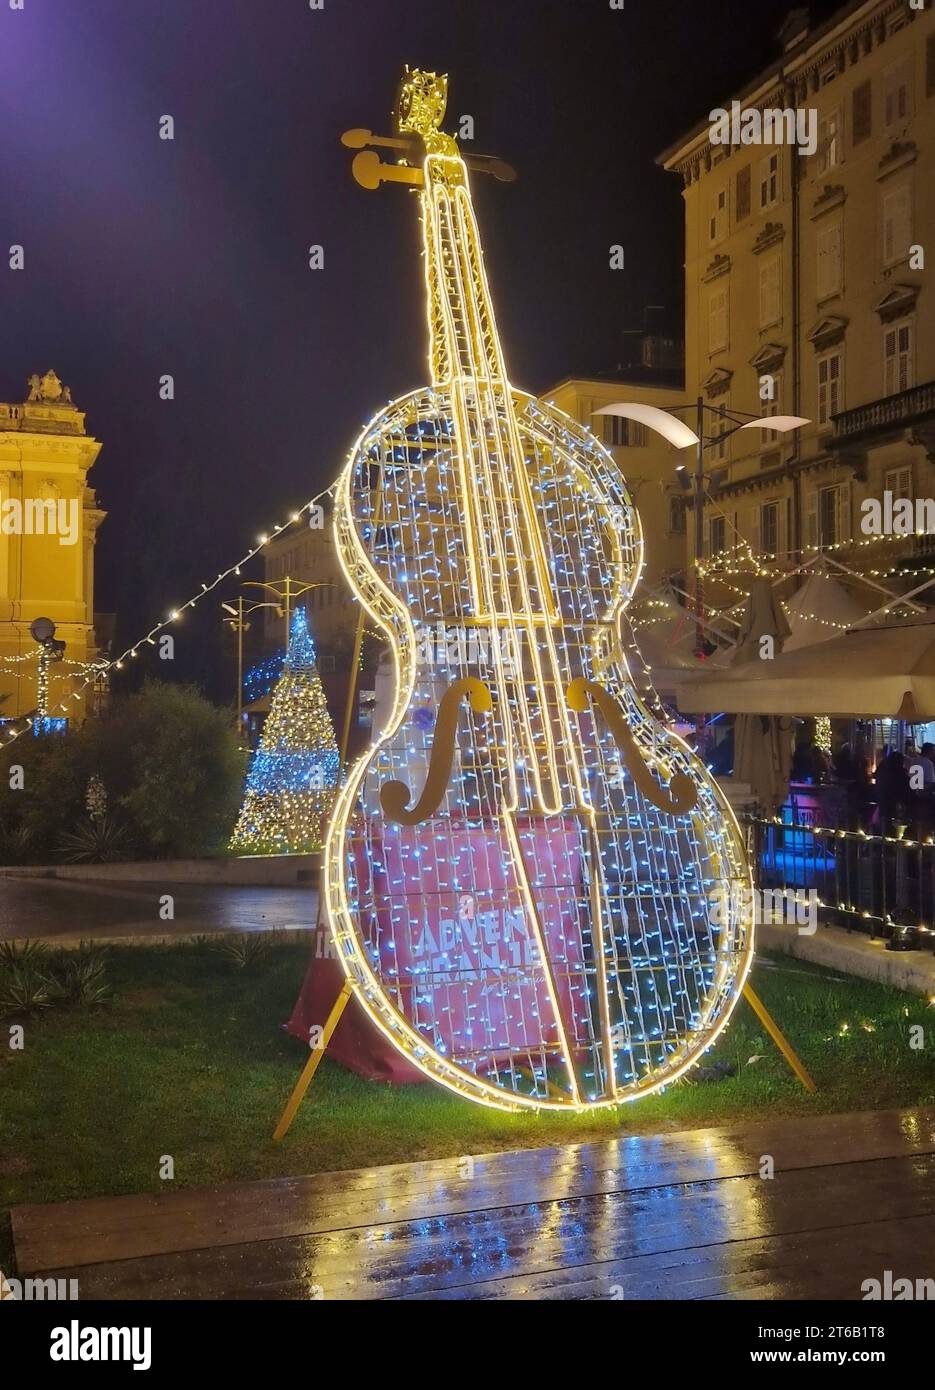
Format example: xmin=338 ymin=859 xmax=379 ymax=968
xmin=10 ymin=1107 xmax=935 ymax=1300
xmin=0 ymin=877 xmax=317 ymax=943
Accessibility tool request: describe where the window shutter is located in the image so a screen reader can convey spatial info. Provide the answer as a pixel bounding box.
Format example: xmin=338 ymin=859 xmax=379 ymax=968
xmin=759 ymin=256 xmax=781 ymax=327
xmin=885 ymin=326 xmax=897 ymax=395
xmin=736 ymin=165 xmax=751 ymax=222
xmin=839 ymin=480 xmax=852 ymax=542
xmin=750 ymin=505 xmax=760 ymax=556
xmin=853 ymin=79 xmax=872 ymax=145
xmin=817 ymin=224 xmax=842 ymax=299
xmin=928 ymin=33 xmax=935 ymax=99
xmin=806 ymin=490 xmax=818 ymax=548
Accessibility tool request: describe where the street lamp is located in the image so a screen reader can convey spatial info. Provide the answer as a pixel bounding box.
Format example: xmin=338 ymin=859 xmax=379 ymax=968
xmin=29 ymin=616 xmax=66 ymax=731
xmin=220 ymin=597 xmax=283 ymax=735
xmin=221 ymin=578 xmax=339 ymax=737
xmin=594 ymin=398 xmax=810 ymax=658
xmin=242 ymin=577 xmax=336 ymax=649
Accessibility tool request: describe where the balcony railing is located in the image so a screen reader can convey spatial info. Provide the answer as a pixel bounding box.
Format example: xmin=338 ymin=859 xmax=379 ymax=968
xmin=831 ymin=380 xmax=935 ymax=446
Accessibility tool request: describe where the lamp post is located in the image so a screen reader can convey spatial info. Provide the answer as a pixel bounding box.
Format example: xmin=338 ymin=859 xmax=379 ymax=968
xmin=222 ymin=579 xmax=339 ymax=737
xmin=242 ymin=577 xmax=334 ymax=649
xmin=593 ymin=400 xmax=810 ymax=746
xmin=220 ymin=597 xmax=283 ymax=735
xmin=29 ymin=616 xmax=66 ymax=732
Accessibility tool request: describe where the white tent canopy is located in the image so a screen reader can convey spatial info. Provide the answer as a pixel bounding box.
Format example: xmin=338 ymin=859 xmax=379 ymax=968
xmin=782 ymin=573 xmax=870 ymax=651
xmin=677 ymin=611 xmax=935 ymax=720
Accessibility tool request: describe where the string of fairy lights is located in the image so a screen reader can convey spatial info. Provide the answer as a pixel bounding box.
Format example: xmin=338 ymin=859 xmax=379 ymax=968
xmin=1 ymin=485 xmax=338 ymax=746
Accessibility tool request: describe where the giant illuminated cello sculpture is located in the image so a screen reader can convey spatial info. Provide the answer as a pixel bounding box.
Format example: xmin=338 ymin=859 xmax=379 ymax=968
xmin=318 ymin=68 xmax=760 ymax=1113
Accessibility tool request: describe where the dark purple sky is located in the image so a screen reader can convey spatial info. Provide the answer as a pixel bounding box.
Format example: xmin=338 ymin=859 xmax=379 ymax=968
xmin=1 ymin=0 xmax=843 ymax=694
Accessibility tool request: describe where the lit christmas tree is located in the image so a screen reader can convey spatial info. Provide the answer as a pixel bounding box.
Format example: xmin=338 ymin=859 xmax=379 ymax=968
xmin=230 ymin=607 xmax=340 ymax=854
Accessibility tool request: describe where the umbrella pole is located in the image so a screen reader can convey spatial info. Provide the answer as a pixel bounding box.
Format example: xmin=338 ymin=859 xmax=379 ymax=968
xmin=743 ymin=983 xmax=817 ymax=1093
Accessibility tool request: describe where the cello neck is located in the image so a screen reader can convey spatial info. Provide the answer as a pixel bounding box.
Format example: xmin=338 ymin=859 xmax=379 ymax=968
xmin=421 ymin=153 xmax=508 ymax=392
xmin=404 ymin=91 xmax=557 ymax=627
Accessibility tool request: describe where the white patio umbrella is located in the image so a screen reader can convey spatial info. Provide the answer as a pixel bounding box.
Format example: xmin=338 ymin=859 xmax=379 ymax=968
xmin=729 ymin=578 xmax=794 ymax=812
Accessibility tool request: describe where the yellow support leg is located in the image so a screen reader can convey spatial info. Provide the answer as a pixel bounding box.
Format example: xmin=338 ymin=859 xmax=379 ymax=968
xmin=272 ymin=979 xmax=354 ymax=1142
xmin=743 ymin=982 xmax=817 ymax=1094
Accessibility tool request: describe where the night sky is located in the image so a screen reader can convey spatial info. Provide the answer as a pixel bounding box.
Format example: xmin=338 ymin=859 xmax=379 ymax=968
xmin=2 ymin=0 xmax=844 ymax=696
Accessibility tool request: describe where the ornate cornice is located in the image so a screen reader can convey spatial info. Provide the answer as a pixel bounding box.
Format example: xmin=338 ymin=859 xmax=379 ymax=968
xmin=807 ymin=315 xmax=848 ymax=352
xmin=811 ymin=184 xmax=846 ymax=220
xmin=752 ymin=221 xmax=785 ymax=255
xmin=703 ymin=253 xmax=731 ymax=283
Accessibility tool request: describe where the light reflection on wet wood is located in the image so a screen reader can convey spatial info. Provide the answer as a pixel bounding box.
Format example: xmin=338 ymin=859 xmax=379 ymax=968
xmin=11 ymin=1107 xmax=935 ymax=1300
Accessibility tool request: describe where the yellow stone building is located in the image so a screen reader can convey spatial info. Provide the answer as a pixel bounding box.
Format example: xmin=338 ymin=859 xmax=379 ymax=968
xmin=659 ymin=0 xmax=935 ymax=585
xmin=541 ymin=373 xmax=689 ymax=592
xmin=0 ymin=371 xmax=105 ymax=724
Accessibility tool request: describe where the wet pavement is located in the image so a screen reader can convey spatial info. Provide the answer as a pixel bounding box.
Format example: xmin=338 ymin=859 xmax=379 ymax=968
xmin=12 ymin=1106 xmax=935 ymax=1300
xmin=0 ymin=876 xmax=317 ymax=942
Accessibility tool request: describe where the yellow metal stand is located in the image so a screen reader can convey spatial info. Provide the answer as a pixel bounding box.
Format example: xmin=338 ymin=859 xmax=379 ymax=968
xmin=272 ymin=525 xmax=377 ymax=1144
xmin=742 ymin=982 xmax=817 ymax=1093
xmin=273 ymin=979 xmax=354 ymax=1142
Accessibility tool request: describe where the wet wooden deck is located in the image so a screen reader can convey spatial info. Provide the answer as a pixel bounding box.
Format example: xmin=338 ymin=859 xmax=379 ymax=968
xmin=11 ymin=1107 xmax=935 ymax=1300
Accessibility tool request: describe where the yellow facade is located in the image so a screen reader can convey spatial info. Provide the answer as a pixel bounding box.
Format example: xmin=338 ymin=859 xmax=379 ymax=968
xmin=660 ymin=0 xmax=935 ymax=583
xmin=0 ymin=372 xmax=105 ymax=723
xmin=540 ymin=376 xmax=689 ymax=591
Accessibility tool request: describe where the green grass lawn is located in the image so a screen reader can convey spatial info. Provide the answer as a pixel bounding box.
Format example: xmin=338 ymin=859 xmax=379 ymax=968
xmin=2 ymin=939 xmax=934 ymax=1273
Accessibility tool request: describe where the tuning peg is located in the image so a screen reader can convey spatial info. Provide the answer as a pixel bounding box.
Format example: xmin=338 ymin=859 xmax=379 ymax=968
xmin=351 ymin=150 xmax=423 ymax=191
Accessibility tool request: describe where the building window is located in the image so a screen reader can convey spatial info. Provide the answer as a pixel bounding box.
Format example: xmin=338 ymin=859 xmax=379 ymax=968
xmin=817 ymin=107 xmax=843 ymax=173
xmin=759 ymin=255 xmax=782 ymax=328
xmin=669 ymin=495 xmax=687 ymax=535
xmin=852 ymin=79 xmax=872 ymax=145
xmin=884 ymin=319 xmax=914 ymax=396
xmin=884 ymin=58 xmax=913 ymax=130
xmin=708 ymin=514 xmax=727 ymax=556
xmin=761 ymin=372 xmax=783 ymax=443
xmin=818 ymin=351 xmax=843 ymax=426
xmin=711 ymin=404 xmax=731 ymax=462
xmin=709 ymin=184 xmax=729 ymax=245
xmin=885 ymin=464 xmax=912 ymax=500
xmin=817 ymin=483 xmax=847 ymax=547
xmin=735 ymin=164 xmax=751 ymax=222
xmin=882 ymin=183 xmax=913 ymax=267
xmin=817 ymin=222 xmax=843 ymax=300
xmin=708 ymin=286 xmax=729 ymax=354
xmin=758 ymin=152 xmax=780 ymax=210
xmin=760 ymin=500 xmax=780 ymax=556
xmin=603 ymin=415 xmax=645 ymax=447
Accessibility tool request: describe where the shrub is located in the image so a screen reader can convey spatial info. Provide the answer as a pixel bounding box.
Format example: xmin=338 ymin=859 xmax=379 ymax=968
xmin=57 ymin=814 xmax=132 ymax=863
xmin=0 ymin=965 xmax=52 ymax=1019
xmin=0 ymin=682 xmax=244 ymax=864
xmin=211 ymin=933 xmax=274 ymax=971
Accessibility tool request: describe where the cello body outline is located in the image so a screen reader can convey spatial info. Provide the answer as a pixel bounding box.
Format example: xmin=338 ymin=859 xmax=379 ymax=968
xmin=323 ymin=69 xmax=754 ymax=1112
